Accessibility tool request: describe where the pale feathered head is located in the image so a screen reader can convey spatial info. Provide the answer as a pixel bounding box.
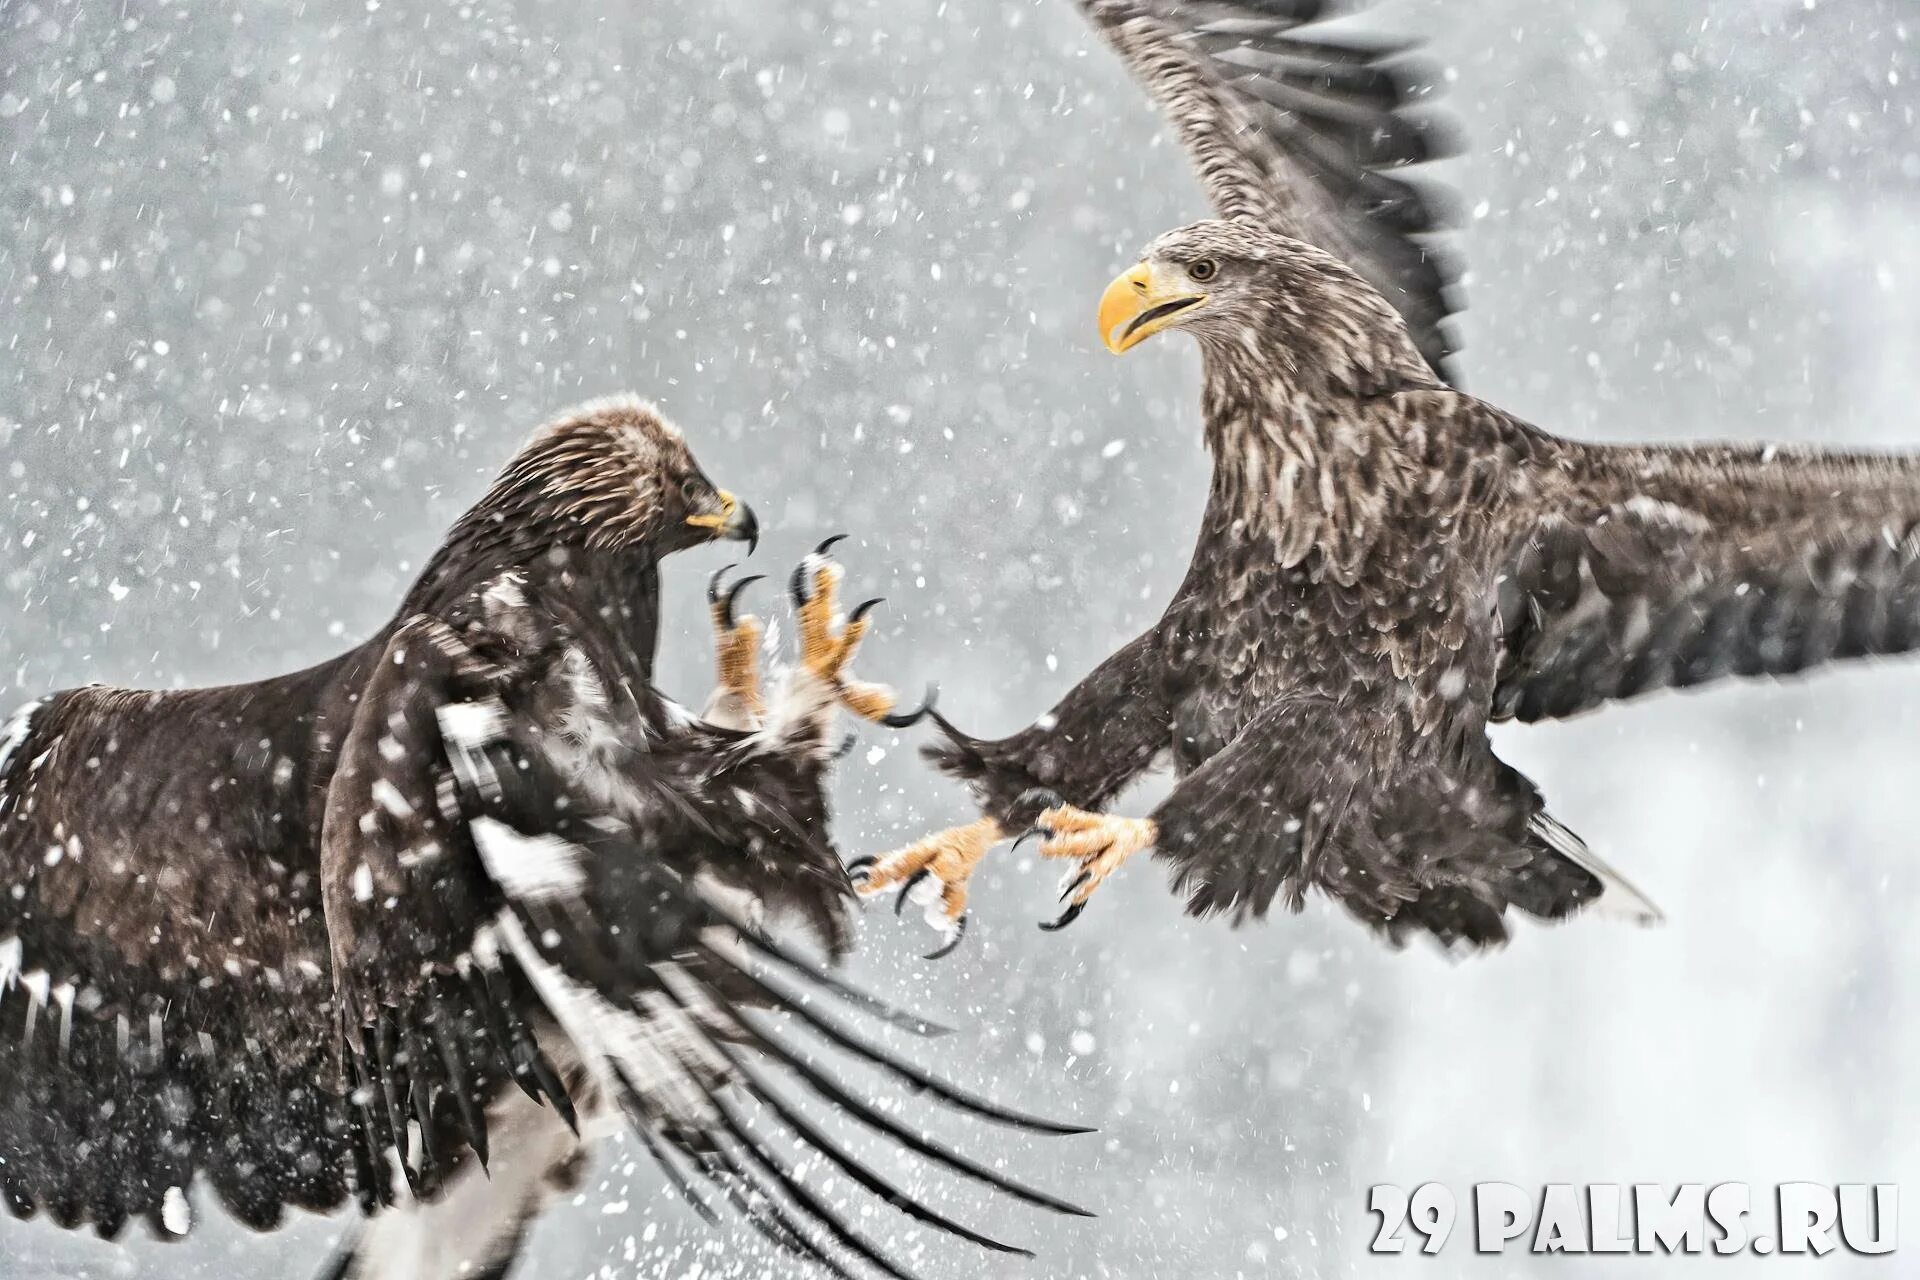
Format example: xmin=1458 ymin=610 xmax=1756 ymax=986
xmin=1097 ymin=220 xmax=1439 ymax=396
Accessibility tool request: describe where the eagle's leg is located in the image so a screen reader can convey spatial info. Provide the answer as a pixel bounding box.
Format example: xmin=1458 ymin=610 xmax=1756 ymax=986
xmin=1030 ymin=806 xmax=1159 ymax=931
xmin=791 ymin=536 xmax=935 ymax=728
xmin=849 ymin=817 xmax=1003 ymax=957
xmin=703 ymin=564 xmax=767 ymax=730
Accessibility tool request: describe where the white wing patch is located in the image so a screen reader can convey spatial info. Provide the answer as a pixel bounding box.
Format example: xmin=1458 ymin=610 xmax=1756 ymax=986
xmin=491 ymin=913 xmax=718 ymax=1133
xmin=471 ymin=818 xmax=588 ymax=905
xmin=159 ymin=1185 xmax=193 ymax=1237
xmin=0 ymin=699 xmax=44 ymax=804
xmin=757 ymin=666 xmax=838 ymax=752
xmin=436 ymin=696 xmax=522 ymax=811
xmin=658 ymin=697 xmax=701 ymax=731
xmin=436 ymin=699 xmax=510 ymax=757
xmin=371 ymin=778 xmax=415 ymax=820
xmin=481 ymin=572 xmax=528 ymax=614
xmin=1619 ymin=494 xmax=1711 ymax=533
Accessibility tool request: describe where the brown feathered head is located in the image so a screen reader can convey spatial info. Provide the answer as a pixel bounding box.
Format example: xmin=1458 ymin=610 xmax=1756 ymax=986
xmin=482 ymin=395 xmax=758 ymax=555
xmin=1097 ymin=220 xmax=1438 ymax=396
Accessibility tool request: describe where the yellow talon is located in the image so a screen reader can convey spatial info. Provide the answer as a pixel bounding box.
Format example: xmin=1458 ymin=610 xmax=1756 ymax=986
xmin=830 ymin=611 xmax=873 ymax=674
xmin=855 ymin=817 xmax=1004 ymax=912
xmin=839 ymin=680 xmax=898 ymax=724
xmin=1035 ymin=806 xmax=1158 ymax=912
xmin=714 ymin=616 xmax=764 ymax=718
xmin=706 ymin=566 xmax=767 ymax=727
xmin=788 ymin=539 xmax=930 ymax=726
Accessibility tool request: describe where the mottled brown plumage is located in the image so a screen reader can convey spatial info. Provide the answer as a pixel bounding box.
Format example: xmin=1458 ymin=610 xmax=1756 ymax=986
xmin=0 ymin=397 xmax=1082 ymax=1278
xmin=1077 ymin=0 xmax=1464 ymax=376
xmin=866 ymin=0 xmax=1920 ymax=952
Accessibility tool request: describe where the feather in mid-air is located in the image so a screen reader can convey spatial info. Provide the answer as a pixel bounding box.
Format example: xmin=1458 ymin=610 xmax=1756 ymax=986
xmin=0 ymin=397 xmax=1087 ymax=1280
xmin=856 ymin=0 xmax=1920 ymax=955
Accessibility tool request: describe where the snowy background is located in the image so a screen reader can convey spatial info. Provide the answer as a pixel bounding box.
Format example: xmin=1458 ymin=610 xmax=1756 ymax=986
xmin=5 ymin=0 xmax=1920 ymax=1276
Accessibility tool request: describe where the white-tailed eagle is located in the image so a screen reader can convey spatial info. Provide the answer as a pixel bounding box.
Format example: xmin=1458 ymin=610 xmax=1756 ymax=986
xmin=855 ymin=0 xmax=1920 ymax=954
xmin=0 ymin=397 xmax=1085 ymax=1279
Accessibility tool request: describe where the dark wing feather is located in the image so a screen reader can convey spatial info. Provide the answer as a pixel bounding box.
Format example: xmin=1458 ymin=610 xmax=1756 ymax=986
xmin=1150 ymin=695 xmax=1638 ymax=949
xmin=322 ymin=614 xmax=1090 ymax=1273
xmin=1495 ymin=439 xmax=1920 ymax=722
xmin=1075 ymin=0 xmax=1465 ymax=378
xmin=925 ymin=629 xmax=1172 ymax=828
xmin=0 ymin=667 xmax=363 ymax=1238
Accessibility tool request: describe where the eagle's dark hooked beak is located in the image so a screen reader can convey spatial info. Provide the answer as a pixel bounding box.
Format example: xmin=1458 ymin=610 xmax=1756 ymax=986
xmin=688 ymin=490 xmax=760 ymax=555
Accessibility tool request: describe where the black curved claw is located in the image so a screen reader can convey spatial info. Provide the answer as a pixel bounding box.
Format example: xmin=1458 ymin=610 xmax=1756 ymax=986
xmin=847 ymin=596 xmax=885 ymax=626
xmin=791 ymin=535 xmax=849 ymax=605
xmin=1040 ymin=901 xmax=1087 ymax=933
xmin=718 ymin=574 xmax=763 ymax=627
xmin=844 ymin=855 xmax=877 ymax=889
xmin=1012 ymin=824 xmax=1051 ymax=855
xmin=879 ymin=682 xmax=939 ymax=729
xmin=896 ymin=869 xmax=931 ymax=917
xmin=829 ymin=731 xmax=858 ymax=762
xmin=1059 ymin=871 xmax=1091 ymax=903
xmin=1011 ymin=787 xmax=1067 ymax=827
xmin=707 ymin=563 xmax=737 ymax=606
xmin=924 ymin=914 xmax=968 ymax=961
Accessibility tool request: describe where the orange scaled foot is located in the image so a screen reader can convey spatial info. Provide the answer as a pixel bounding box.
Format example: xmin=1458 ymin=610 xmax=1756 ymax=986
xmin=846 ymin=817 xmax=1004 ymax=959
xmin=1023 ymin=804 xmax=1158 ymax=932
xmin=703 ymin=564 xmax=766 ymax=730
xmin=790 ymin=535 xmax=934 ymax=728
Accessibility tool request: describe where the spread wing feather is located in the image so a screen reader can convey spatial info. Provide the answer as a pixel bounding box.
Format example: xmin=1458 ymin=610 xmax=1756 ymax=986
xmin=1496 ymin=437 xmax=1920 ymax=722
xmin=0 ymin=668 xmax=361 ymax=1238
xmin=320 ymin=615 xmax=1090 ymax=1271
xmin=1074 ymin=0 xmax=1464 ymax=377
xmin=0 ymin=612 xmax=1086 ymax=1262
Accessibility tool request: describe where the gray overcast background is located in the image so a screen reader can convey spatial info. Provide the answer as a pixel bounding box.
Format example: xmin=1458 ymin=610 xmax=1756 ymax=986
xmin=4 ymin=0 xmax=1919 ymax=1276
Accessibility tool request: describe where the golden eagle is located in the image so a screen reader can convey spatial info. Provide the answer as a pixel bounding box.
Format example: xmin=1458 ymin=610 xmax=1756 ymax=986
xmin=0 ymin=397 xmax=1084 ymax=1279
xmin=857 ymin=0 xmax=1920 ymax=953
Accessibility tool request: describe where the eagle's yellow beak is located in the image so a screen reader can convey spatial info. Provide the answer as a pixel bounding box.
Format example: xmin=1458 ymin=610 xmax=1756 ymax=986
xmin=1098 ymin=261 xmax=1208 ymax=354
xmin=686 ymin=489 xmax=760 ymax=552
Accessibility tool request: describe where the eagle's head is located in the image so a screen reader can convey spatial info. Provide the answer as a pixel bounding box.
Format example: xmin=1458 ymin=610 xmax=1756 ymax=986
xmin=496 ymin=396 xmax=759 ymax=556
xmin=1097 ymin=220 xmax=1433 ymax=394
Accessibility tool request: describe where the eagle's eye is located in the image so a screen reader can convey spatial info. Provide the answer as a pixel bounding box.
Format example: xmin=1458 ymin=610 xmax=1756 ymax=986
xmin=1188 ymin=258 xmax=1218 ymax=283
xmin=679 ymin=476 xmax=703 ymax=503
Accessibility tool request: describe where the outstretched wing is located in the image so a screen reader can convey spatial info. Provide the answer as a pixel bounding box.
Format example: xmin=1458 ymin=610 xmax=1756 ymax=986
xmin=322 ymin=614 xmax=1091 ymax=1275
xmin=0 ymin=670 xmax=360 ymax=1238
xmin=1075 ymin=0 xmax=1464 ymax=377
xmin=1494 ymin=435 xmax=1920 ymax=722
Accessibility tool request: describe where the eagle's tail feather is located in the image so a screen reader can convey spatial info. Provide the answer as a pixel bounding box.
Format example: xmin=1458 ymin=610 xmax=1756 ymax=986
xmin=1526 ymin=811 xmax=1665 ymax=926
xmin=1378 ymin=809 xmax=1662 ymax=952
